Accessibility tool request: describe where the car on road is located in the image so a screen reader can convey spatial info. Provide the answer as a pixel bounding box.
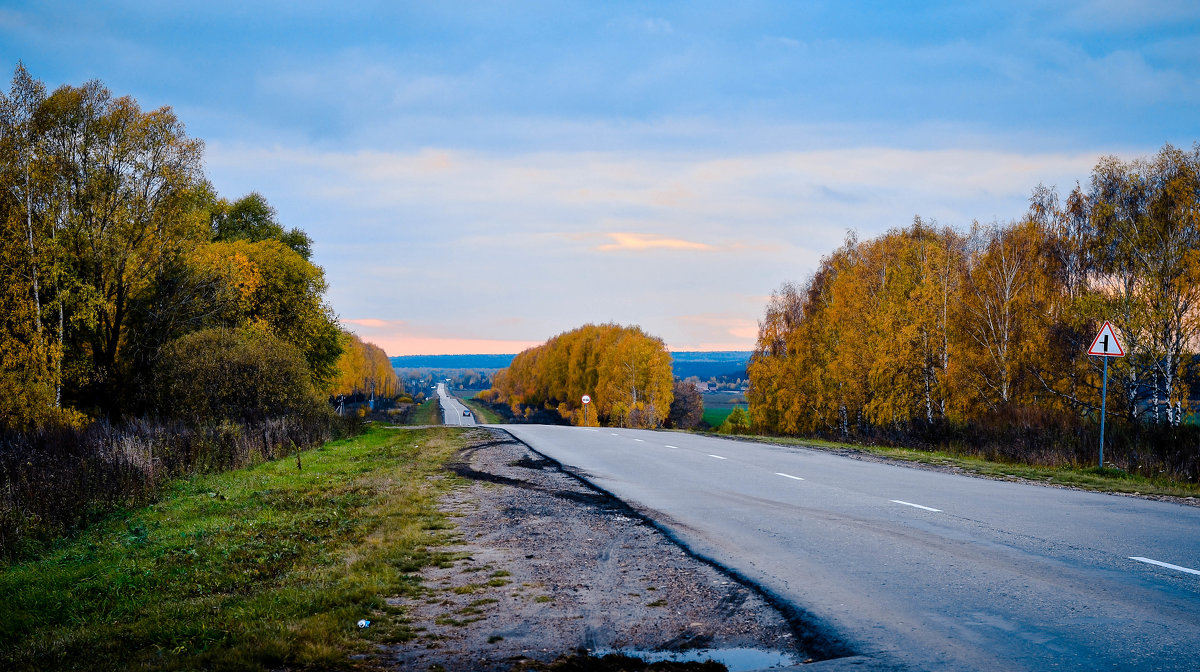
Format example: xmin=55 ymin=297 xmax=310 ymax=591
xmin=463 ymin=409 xmax=471 ymax=416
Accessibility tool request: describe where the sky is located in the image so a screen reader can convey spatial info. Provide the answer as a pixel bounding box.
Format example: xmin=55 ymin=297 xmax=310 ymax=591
xmin=3 ymin=1 xmax=1199 ymax=354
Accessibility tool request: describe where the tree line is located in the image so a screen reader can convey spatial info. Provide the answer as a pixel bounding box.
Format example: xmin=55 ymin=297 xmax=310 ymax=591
xmin=0 ymin=63 xmax=402 ymax=430
xmin=329 ymin=332 xmax=402 ymax=400
xmin=483 ymin=323 xmax=675 ymax=428
xmin=748 ymin=144 xmax=1200 ymax=478
xmin=0 ymin=64 xmax=398 ymax=556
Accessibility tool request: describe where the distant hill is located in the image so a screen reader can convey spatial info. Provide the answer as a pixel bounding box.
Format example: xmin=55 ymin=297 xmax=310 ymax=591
xmin=391 ymin=351 xmax=752 ymax=380
xmin=669 ymin=351 xmax=752 ymax=380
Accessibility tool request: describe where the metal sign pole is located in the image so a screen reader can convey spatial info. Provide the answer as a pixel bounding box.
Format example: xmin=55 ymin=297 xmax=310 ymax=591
xmin=1100 ymin=356 xmax=1108 ymax=469
xmin=1088 ymin=321 xmax=1122 ymax=470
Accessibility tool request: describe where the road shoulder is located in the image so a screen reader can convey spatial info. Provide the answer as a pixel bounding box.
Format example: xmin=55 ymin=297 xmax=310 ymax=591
xmin=378 ymin=429 xmax=807 ymax=671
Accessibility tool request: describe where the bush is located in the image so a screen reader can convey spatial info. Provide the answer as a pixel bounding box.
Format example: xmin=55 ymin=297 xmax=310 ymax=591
xmin=721 ymin=407 xmax=751 ymax=434
xmin=155 ymin=326 xmax=326 ymax=425
xmin=665 ymin=381 xmax=704 ymax=429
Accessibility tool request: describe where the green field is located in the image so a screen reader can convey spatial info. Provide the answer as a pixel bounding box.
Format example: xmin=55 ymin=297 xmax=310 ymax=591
xmin=701 ymin=407 xmax=735 ymax=428
xmin=0 ymin=426 xmax=472 ymax=671
xmin=699 ymin=391 xmax=746 ymax=428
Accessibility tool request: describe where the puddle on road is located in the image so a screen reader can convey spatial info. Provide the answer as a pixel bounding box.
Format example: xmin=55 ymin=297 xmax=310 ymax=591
xmin=590 ymin=647 xmax=800 ymax=670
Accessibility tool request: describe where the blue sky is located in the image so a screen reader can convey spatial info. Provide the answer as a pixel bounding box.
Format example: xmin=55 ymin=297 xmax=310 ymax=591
xmin=4 ymin=1 xmax=1199 ymax=353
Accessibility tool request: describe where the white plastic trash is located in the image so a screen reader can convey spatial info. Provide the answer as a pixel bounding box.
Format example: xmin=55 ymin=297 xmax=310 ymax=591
xmin=357 ymin=619 xmax=371 ymax=628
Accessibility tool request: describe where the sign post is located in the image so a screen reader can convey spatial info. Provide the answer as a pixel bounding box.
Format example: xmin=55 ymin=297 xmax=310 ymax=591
xmin=582 ymin=394 xmax=591 ymax=426
xmin=1087 ymin=321 xmax=1125 ymax=469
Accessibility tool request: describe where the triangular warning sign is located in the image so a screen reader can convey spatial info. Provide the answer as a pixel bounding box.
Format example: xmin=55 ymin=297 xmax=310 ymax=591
xmin=1088 ymin=321 xmax=1125 ymax=357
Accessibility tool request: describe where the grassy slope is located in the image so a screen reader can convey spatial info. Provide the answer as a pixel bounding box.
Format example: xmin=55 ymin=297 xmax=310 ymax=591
xmin=0 ymin=425 xmax=471 ymax=671
xmin=721 ymin=433 xmax=1200 ymax=499
xmin=407 ymin=397 xmax=441 ymax=425
xmin=461 ymin=397 xmax=504 ymax=424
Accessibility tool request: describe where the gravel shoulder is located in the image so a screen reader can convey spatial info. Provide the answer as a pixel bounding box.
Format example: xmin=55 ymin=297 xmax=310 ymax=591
xmin=379 ymin=428 xmax=808 ymax=671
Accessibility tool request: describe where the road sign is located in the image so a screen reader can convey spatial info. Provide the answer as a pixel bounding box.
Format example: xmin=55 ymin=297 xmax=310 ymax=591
xmin=1088 ymin=320 xmax=1124 ymax=469
xmin=1088 ymin=321 xmax=1125 ymax=357
xmin=582 ymin=395 xmax=591 ymax=404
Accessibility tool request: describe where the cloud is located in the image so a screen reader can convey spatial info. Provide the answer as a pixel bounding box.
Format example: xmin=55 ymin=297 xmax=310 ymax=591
xmin=340 ymin=317 xmax=541 ymax=356
xmin=612 ymin=15 xmax=674 ymax=35
xmin=205 ymin=137 xmax=1115 ymax=355
xmin=596 ymin=233 xmax=715 ymax=252
xmin=342 ymin=318 xmax=392 ymax=329
xmin=672 ymin=314 xmax=761 ymax=351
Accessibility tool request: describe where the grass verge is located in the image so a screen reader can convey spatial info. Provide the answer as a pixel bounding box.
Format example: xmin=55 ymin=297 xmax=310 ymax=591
xmin=0 ymin=425 xmax=474 ymax=671
xmin=725 ymin=433 xmax=1200 ymax=499
xmin=407 ymin=397 xmax=442 ymax=425
xmin=461 ymin=397 xmax=504 ymax=424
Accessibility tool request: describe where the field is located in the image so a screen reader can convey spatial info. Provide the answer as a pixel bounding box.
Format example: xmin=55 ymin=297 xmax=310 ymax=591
xmin=700 ymin=391 xmax=747 ymax=428
xmin=0 ymin=426 xmax=473 ymax=671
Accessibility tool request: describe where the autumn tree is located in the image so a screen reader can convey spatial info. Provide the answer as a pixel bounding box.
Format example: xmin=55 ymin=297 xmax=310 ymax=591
xmin=666 ymin=379 xmax=704 ymax=429
xmin=957 ymin=219 xmax=1049 ymax=412
xmin=1090 ymin=145 xmax=1200 ymax=424
xmin=0 ymin=65 xmax=339 ymax=427
xmin=211 ymin=191 xmax=313 ymax=260
xmin=488 ymin=323 xmax=674 ymax=428
xmin=748 ymin=143 xmax=1200 ymax=450
xmin=330 ymin=331 xmax=402 ymax=399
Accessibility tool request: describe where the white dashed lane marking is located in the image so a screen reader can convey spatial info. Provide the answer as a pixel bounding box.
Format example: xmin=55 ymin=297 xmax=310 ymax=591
xmin=775 ymin=472 xmax=804 ymax=481
xmin=890 ymin=500 xmax=941 ymax=512
xmin=1130 ymin=557 xmax=1200 ymax=576
xmin=709 ymin=454 xmax=727 ymax=460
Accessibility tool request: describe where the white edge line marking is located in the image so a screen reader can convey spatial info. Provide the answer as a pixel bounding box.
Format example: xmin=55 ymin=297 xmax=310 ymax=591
xmin=890 ymin=499 xmax=941 ymax=512
xmin=709 ymin=454 xmax=727 ymax=460
xmin=775 ymin=472 xmax=804 ymax=481
xmin=1130 ymin=557 xmax=1200 ymax=576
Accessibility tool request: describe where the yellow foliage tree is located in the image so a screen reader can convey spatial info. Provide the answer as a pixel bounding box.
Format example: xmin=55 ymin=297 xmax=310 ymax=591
xmin=328 ymin=331 xmax=402 ymax=399
xmin=487 ymin=323 xmax=673 ymax=428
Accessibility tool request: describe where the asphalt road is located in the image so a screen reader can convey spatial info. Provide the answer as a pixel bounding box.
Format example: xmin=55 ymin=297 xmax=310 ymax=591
xmin=436 ymin=383 xmax=477 ymax=426
xmin=497 ymin=424 xmax=1200 ymax=671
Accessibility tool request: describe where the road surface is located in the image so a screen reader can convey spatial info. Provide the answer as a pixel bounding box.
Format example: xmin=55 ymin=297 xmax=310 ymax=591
xmin=497 ymin=424 xmax=1200 ymax=671
xmin=436 ymin=383 xmax=477 ymax=426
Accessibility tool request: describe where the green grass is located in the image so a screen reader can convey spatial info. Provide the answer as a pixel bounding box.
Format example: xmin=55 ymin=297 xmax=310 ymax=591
xmin=0 ymin=425 xmax=475 ymax=671
xmin=729 ymin=433 xmax=1200 ymax=499
xmin=461 ymin=398 xmax=504 ymax=424
xmin=407 ymin=397 xmax=442 ymax=425
xmin=702 ymin=405 xmax=746 ymax=428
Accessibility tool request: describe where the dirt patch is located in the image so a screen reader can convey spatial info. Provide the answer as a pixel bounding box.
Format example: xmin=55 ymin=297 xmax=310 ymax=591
xmin=377 ymin=429 xmax=807 ymax=671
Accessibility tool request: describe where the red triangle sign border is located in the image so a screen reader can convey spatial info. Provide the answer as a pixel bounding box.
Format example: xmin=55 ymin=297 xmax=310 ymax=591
xmin=1088 ymin=321 xmax=1125 ymax=357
